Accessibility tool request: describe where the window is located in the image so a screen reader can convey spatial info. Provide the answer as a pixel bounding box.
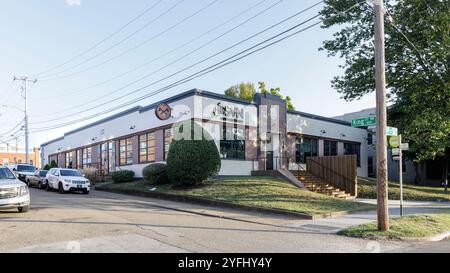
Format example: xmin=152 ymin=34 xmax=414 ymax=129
xmin=324 ymin=140 xmax=338 ymax=156
xmin=344 ymin=143 xmax=361 ymax=167
xmin=119 ymin=138 xmax=133 ymax=166
xmin=220 ymin=126 xmax=245 ymax=160
xmin=368 ymin=156 xmax=374 ymax=177
xmin=65 ymin=152 xmax=73 ymax=168
xmin=82 ymin=147 xmax=92 ymax=168
xmin=367 ymin=133 xmax=373 ymax=145
xmin=164 ymin=129 xmax=173 ymax=160
xmin=296 ymin=137 xmax=318 ymax=163
xmin=139 ymin=133 xmax=156 ymax=163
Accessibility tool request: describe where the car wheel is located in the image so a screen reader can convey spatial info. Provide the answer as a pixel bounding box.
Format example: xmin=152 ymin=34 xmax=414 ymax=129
xmin=58 ymin=183 xmax=66 ymax=194
xmin=83 ymin=189 xmax=90 ymax=195
xmin=18 ymin=206 xmax=29 ymax=213
xmin=38 ymin=182 xmax=42 ymax=190
xmin=27 ymin=180 xmax=31 ymax=188
xmin=46 ymin=181 xmax=52 ymax=192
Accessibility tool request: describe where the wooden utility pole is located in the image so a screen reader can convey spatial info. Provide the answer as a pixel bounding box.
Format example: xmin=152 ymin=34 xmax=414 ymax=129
xmin=374 ymin=0 xmax=390 ymax=231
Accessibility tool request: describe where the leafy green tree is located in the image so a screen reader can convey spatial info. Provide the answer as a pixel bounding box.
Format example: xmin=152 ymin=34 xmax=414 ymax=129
xmin=43 ymin=164 xmax=51 ymax=171
xmin=320 ymin=0 xmax=449 ymax=183
xmin=225 ymin=82 xmax=256 ymax=102
xmin=224 ymin=81 xmax=296 ymax=110
xmin=50 ymin=160 xmax=58 ymax=169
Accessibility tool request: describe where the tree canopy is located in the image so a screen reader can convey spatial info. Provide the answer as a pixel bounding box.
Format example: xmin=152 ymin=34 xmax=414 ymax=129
xmin=320 ymin=0 xmax=449 ymax=163
xmin=224 ymin=81 xmax=296 ymax=110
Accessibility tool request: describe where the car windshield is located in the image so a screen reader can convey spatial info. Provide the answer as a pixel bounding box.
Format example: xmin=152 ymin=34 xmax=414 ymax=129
xmin=17 ymin=165 xmax=36 ymax=172
xmin=0 ymin=168 xmax=16 ymax=180
xmin=60 ymin=170 xmax=82 ymax=177
xmin=39 ymin=171 xmax=48 ymax=177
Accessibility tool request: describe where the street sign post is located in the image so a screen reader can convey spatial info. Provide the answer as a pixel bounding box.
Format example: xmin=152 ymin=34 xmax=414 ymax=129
xmin=399 ymin=135 xmax=404 ymax=217
xmin=352 ymin=117 xmax=376 ymax=127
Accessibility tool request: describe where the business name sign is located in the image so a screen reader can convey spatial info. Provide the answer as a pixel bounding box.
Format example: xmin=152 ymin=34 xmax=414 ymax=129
xmin=212 ymin=102 xmax=244 ymax=120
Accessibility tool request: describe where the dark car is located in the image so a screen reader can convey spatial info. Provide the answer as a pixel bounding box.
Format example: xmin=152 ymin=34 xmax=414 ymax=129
xmin=26 ymin=170 xmax=48 ymax=189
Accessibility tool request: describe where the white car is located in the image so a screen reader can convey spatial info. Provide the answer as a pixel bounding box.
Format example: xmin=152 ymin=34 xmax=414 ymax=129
xmin=11 ymin=164 xmax=37 ymax=182
xmin=0 ymin=166 xmax=30 ymax=213
xmin=46 ymin=168 xmax=90 ymax=194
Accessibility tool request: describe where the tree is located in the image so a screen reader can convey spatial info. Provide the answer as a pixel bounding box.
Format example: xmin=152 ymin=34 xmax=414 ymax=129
xmin=320 ymin=0 xmax=449 ymax=184
xmin=43 ymin=164 xmax=50 ymax=171
xmin=50 ymin=160 xmax=58 ymax=169
xmin=225 ymin=82 xmax=256 ymax=102
xmin=224 ymin=81 xmax=296 ymax=110
xmin=166 ymin=121 xmax=221 ymax=186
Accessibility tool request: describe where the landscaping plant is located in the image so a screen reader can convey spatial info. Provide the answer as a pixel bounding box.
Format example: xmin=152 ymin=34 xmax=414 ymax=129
xmin=143 ymin=163 xmax=169 ymax=185
xmin=167 ymin=121 xmax=221 ymax=186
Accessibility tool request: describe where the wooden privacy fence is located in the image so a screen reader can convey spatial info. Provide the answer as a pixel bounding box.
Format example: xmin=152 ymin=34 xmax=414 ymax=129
xmin=306 ymin=155 xmax=358 ymax=196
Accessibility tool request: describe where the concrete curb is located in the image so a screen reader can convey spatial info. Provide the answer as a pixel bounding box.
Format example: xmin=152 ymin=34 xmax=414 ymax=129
xmin=399 ymin=231 xmax=450 ymax=242
xmin=95 ymin=186 xmax=376 ymax=221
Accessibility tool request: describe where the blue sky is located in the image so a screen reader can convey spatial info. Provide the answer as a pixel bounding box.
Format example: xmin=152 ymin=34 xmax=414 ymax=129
xmin=0 ymin=0 xmax=375 ymax=148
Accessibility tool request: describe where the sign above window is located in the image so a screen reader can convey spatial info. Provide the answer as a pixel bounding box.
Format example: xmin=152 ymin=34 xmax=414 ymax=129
xmin=213 ymin=102 xmax=244 ymax=121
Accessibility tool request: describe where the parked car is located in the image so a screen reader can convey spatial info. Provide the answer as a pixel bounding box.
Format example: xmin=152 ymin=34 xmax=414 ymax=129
xmin=26 ymin=170 xmax=48 ymax=189
xmin=46 ymin=168 xmax=90 ymax=194
xmin=0 ymin=166 xmax=30 ymax=213
xmin=10 ymin=164 xmax=37 ymax=182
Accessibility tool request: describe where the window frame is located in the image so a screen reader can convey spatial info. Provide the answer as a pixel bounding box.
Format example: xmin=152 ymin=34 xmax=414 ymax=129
xmin=119 ymin=138 xmax=133 ymax=166
xmin=139 ymin=132 xmax=156 ymax=164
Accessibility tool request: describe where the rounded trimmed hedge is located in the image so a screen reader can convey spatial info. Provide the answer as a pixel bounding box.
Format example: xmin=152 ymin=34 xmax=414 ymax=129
xmin=167 ymin=121 xmax=221 ymax=186
xmin=143 ymin=163 xmax=169 ymax=184
xmin=111 ymin=170 xmax=135 ymax=184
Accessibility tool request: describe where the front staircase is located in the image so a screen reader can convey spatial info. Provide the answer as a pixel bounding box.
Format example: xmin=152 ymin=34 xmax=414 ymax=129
xmin=290 ymin=170 xmax=354 ymax=199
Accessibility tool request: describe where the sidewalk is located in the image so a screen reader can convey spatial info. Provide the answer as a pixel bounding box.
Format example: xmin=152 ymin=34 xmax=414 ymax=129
xmin=92 ymin=190 xmax=450 ymax=235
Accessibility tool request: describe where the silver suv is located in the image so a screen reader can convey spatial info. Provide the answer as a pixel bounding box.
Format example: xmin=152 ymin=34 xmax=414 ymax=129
xmin=0 ymin=167 xmax=30 ymax=213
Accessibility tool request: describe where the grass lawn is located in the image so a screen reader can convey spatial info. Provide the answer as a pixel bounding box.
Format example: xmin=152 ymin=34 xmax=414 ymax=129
xmin=102 ymin=176 xmax=375 ymax=216
xmin=358 ymin=177 xmax=450 ymax=202
xmin=339 ymin=211 xmax=450 ymax=240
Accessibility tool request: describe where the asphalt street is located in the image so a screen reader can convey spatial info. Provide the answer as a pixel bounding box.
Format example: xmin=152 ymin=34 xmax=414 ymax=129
xmin=0 ymin=188 xmax=448 ymax=253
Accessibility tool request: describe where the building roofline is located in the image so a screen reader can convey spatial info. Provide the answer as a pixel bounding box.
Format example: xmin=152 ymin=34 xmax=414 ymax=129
xmin=287 ymin=110 xmax=353 ymax=127
xmin=41 ymin=89 xmax=255 ymax=147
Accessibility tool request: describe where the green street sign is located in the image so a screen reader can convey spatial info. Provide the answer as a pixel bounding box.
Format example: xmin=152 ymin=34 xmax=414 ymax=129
xmin=352 ymin=117 xmax=376 ymax=127
xmin=387 ymin=126 xmax=398 ymax=137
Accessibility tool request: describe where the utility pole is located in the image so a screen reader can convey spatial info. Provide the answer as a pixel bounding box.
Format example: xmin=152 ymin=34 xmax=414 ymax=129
xmin=374 ymin=0 xmax=390 ymax=231
xmin=13 ymin=76 xmax=37 ymax=165
xmin=399 ymin=134 xmax=404 ymax=217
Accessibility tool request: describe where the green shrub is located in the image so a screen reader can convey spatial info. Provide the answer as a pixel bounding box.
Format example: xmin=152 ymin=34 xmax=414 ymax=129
xmin=111 ymin=170 xmax=135 ymax=183
xmin=167 ymin=121 xmax=221 ymax=186
xmin=43 ymin=164 xmax=51 ymax=171
xmin=143 ymin=163 xmax=169 ymax=185
xmin=50 ymin=160 xmax=58 ymax=168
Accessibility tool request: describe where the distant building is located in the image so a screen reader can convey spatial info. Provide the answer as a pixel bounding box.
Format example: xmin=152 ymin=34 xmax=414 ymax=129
xmin=334 ymin=108 xmax=445 ymax=185
xmin=0 ymin=144 xmax=41 ymax=168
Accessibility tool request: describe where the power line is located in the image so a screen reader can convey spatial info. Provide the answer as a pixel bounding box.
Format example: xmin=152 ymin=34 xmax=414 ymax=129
xmin=32 ymin=0 xmax=165 ymax=78
xmin=38 ymin=0 xmax=221 ymax=81
xmin=30 ymin=0 xmax=271 ymax=101
xmin=31 ymin=2 xmax=323 ymax=127
xmin=30 ymin=1 xmax=362 ymax=133
xmin=33 ymin=0 xmax=285 ymax=118
xmin=37 ymin=0 xmax=185 ymax=80
xmin=0 ymin=118 xmax=24 ymax=139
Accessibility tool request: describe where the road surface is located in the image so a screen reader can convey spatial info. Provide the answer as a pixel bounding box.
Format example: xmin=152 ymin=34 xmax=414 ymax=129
xmin=0 ymin=188 xmax=448 ymax=253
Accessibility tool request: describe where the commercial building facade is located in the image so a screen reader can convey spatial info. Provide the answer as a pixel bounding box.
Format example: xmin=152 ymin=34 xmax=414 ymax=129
xmin=0 ymin=144 xmax=41 ymax=168
xmin=41 ymin=89 xmax=368 ymax=178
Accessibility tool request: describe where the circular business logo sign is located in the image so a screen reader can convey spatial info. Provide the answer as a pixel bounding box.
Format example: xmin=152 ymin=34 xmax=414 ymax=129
xmin=155 ymin=103 xmax=172 ymax=121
